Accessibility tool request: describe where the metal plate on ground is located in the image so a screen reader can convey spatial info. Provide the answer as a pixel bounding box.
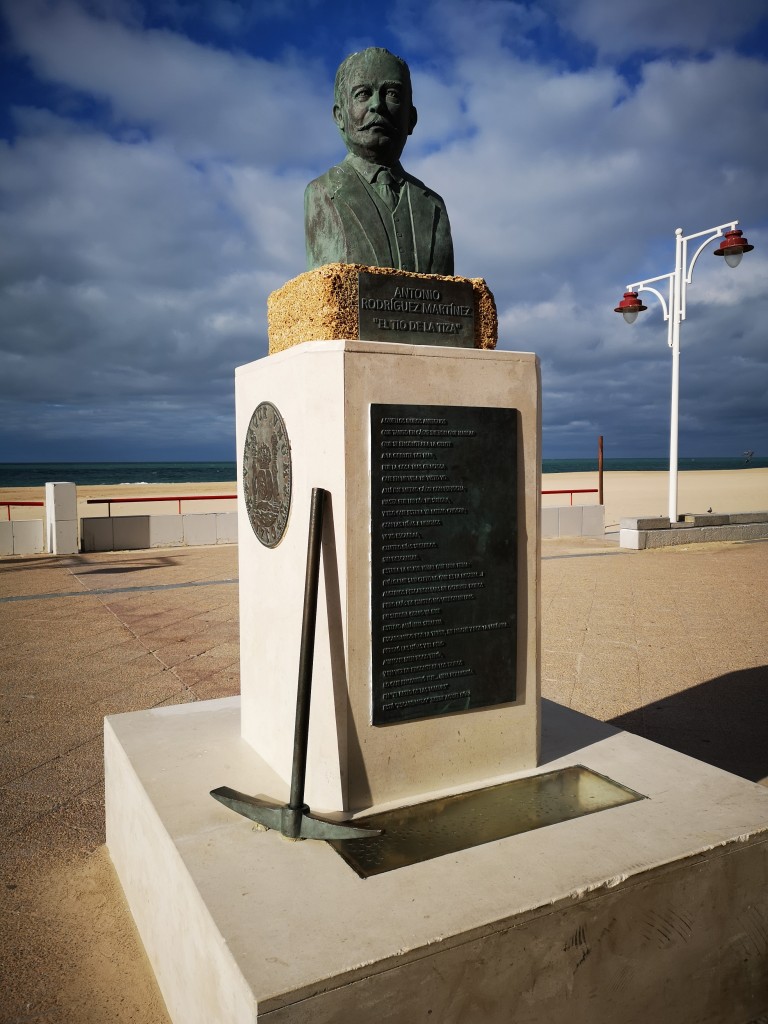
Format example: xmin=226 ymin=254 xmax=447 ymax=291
xmin=370 ymin=403 xmax=517 ymax=725
xmin=329 ymin=766 xmax=645 ymax=878
xmin=359 ymin=272 xmax=475 ymax=347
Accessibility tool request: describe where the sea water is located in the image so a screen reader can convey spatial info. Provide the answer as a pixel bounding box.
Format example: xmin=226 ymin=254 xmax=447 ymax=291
xmin=1 ymin=457 xmax=765 ymax=488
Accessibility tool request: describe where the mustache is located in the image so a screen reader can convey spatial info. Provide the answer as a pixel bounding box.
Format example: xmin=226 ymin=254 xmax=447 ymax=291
xmin=359 ymin=117 xmax=394 ymax=131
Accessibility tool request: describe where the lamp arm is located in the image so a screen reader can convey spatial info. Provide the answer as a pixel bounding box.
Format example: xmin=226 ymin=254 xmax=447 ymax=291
xmin=627 ymin=273 xmax=673 ymax=323
xmin=626 ymin=275 xmax=674 ymax=348
xmin=681 ymin=220 xmax=739 ymax=244
xmin=634 ymin=284 xmax=670 ymax=322
xmin=685 ymin=224 xmax=737 ymax=284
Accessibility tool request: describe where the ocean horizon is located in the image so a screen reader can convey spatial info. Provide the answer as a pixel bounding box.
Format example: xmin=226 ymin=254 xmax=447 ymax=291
xmin=1 ymin=457 xmax=766 ymax=488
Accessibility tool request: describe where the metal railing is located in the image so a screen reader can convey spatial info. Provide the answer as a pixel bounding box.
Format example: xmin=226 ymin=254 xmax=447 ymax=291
xmin=2 ymin=501 xmax=44 ymax=521
xmin=7 ymin=490 xmax=599 ymax=522
xmin=541 ymin=488 xmax=598 ymax=506
xmin=16 ymin=490 xmax=599 ymax=517
xmin=86 ymin=494 xmax=237 ymax=517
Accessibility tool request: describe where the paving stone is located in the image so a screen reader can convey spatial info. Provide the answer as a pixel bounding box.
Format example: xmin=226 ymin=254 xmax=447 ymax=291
xmin=2 ymin=534 xmax=767 ymax=1024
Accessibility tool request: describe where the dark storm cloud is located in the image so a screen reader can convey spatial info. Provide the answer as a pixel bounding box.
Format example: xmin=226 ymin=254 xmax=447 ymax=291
xmin=0 ymin=0 xmax=766 ymax=460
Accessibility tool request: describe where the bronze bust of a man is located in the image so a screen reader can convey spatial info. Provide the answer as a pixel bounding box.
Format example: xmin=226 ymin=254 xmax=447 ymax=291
xmin=304 ymin=47 xmax=454 ymax=276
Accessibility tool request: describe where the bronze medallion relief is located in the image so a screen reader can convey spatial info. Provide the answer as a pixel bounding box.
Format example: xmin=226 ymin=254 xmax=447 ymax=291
xmin=243 ymin=402 xmax=292 ymax=547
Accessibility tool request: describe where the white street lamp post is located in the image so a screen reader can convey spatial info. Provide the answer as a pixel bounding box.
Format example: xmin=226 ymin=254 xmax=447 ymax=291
xmin=614 ymin=222 xmax=754 ymax=523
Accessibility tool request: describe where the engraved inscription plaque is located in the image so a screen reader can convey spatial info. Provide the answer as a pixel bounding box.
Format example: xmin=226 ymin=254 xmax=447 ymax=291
xmin=359 ymin=272 xmax=475 ymax=347
xmin=243 ymin=401 xmax=292 ymax=548
xmin=371 ymin=403 xmax=517 ymax=725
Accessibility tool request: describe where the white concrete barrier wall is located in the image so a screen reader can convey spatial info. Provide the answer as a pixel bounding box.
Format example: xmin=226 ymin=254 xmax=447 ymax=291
xmin=541 ymin=505 xmax=605 ymax=538
xmin=81 ymin=512 xmax=238 ymax=552
xmin=0 ymin=520 xmax=45 ymax=556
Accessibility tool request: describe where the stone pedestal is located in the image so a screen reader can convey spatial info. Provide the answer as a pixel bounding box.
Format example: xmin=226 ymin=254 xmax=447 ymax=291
xmin=45 ymin=481 xmax=78 ymax=554
xmin=106 ymin=334 xmax=768 ymax=1024
xmin=235 ymin=340 xmax=541 ymax=812
xmin=266 ymin=264 xmax=498 ymax=354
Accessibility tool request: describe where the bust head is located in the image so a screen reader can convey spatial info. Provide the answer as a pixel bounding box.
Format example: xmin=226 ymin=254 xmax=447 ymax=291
xmin=333 ymin=47 xmax=418 ymax=166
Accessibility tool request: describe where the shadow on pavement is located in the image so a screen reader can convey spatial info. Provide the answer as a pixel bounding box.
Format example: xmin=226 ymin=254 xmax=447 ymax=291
xmin=610 ymin=664 xmax=768 ymax=784
xmin=72 ymin=557 xmax=180 ymax=575
xmin=0 ymin=554 xmax=180 ymax=574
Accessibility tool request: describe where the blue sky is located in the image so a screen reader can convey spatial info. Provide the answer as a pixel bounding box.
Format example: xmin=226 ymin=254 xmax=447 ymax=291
xmin=1 ymin=0 xmax=767 ymax=462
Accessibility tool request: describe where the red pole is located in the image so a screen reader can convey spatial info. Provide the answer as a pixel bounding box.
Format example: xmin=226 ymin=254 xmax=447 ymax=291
xmin=598 ymin=435 xmax=604 ymax=505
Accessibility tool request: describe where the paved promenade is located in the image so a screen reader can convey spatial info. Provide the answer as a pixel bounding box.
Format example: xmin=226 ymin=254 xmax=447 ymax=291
xmin=2 ymin=537 xmax=767 ymax=1023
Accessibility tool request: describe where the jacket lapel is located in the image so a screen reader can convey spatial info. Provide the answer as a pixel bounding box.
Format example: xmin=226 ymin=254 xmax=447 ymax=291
xmin=405 ymin=180 xmax=438 ymax=274
xmin=331 ymin=164 xmax=394 ymax=267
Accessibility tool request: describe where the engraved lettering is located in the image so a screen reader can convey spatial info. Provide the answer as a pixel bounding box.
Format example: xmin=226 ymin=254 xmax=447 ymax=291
xmin=371 ymin=403 xmax=517 ymax=724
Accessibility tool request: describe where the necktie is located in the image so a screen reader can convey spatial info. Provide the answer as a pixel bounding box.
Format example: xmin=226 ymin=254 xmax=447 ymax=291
xmin=374 ymin=168 xmax=399 ymax=211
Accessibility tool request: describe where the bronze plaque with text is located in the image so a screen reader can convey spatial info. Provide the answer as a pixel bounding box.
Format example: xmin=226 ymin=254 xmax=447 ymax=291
xmin=370 ymin=403 xmax=517 ymax=725
xmin=359 ymin=272 xmax=475 ymax=347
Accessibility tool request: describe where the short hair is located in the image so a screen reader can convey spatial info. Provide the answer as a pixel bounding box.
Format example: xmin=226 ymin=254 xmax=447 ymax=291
xmin=333 ymin=47 xmax=412 ymax=109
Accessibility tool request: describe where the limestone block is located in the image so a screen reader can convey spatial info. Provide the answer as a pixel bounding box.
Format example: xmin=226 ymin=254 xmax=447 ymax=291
xmin=182 ymin=514 xmax=217 ymax=547
xmin=644 ymin=523 xmax=768 ymax=548
xmin=729 ymin=511 xmax=768 ymax=524
xmin=13 ymin=520 xmax=44 ymax=555
xmin=557 ymin=505 xmax=583 ymax=537
xmin=620 ymin=516 xmax=670 ymax=530
xmin=81 ymin=518 xmax=114 ymax=553
xmin=682 ymin=513 xmax=730 ymax=527
xmin=620 ymin=529 xmax=644 ymax=549
xmin=148 ymin=515 xmax=184 ymax=548
xmin=215 ymin=512 xmax=238 ymax=544
xmin=0 ymin=521 xmax=13 ymax=556
xmin=541 ymin=507 xmax=558 ymax=538
xmin=735 ymin=523 xmax=768 ymax=541
xmin=581 ymin=504 xmax=605 ymax=537
xmin=267 ymin=263 xmax=497 ymax=355
xmin=113 ymin=517 xmax=151 ymax=550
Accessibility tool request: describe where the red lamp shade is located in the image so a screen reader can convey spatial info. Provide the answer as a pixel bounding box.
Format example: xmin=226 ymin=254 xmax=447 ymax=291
xmin=614 ymin=290 xmax=647 ymax=323
xmin=714 ymin=229 xmax=754 ymax=268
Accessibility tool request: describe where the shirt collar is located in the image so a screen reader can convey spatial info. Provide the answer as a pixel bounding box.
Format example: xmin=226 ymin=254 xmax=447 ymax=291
xmin=345 ymin=153 xmax=405 ymax=185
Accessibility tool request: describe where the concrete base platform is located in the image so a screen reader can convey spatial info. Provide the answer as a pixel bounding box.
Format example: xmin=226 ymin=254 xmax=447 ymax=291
xmin=620 ymin=512 xmax=768 ymax=549
xmin=106 ymin=698 xmax=768 ymax=1024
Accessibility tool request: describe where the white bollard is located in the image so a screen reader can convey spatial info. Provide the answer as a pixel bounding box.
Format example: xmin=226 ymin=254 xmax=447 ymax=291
xmin=45 ymin=481 xmax=78 ymax=554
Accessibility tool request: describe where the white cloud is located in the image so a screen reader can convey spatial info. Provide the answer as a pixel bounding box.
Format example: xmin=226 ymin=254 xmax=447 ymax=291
xmin=0 ymin=0 xmax=766 ymax=460
xmin=548 ymin=0 xmax=768 ymax=58
xmin=4 ymin=0 xmax=335 ymax=167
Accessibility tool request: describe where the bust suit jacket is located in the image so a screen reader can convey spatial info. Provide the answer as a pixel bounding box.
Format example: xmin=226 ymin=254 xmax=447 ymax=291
xmin=304 ymin=157 xmax=454 ymax=276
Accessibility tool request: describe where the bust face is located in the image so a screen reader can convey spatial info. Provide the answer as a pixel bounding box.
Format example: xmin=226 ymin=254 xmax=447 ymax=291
xmin=333 ymin=50 xmax=417 ymax=166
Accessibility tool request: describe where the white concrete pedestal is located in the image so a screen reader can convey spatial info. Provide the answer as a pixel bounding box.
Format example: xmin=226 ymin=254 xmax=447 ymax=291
xmin=235 ymin=340 xmax=541 ymax=812
xmin=106 ymin=697 xmax=768 ymax=1024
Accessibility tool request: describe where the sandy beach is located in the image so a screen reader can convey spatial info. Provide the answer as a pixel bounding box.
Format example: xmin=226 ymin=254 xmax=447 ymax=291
xmin=2 ymin=469 xmax=767 ymax=530
xmin=541 ymin=468 xmax=768 ymax=528
xmin=0 ymin=480 xmax=238 ymax=523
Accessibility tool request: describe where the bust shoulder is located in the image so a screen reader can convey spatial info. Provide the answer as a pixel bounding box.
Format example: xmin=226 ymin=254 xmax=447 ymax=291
xmin=400 ymin=170 xmax=447 ymax=209
xmin=306 ymin=162 xmax=359 ymax=202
